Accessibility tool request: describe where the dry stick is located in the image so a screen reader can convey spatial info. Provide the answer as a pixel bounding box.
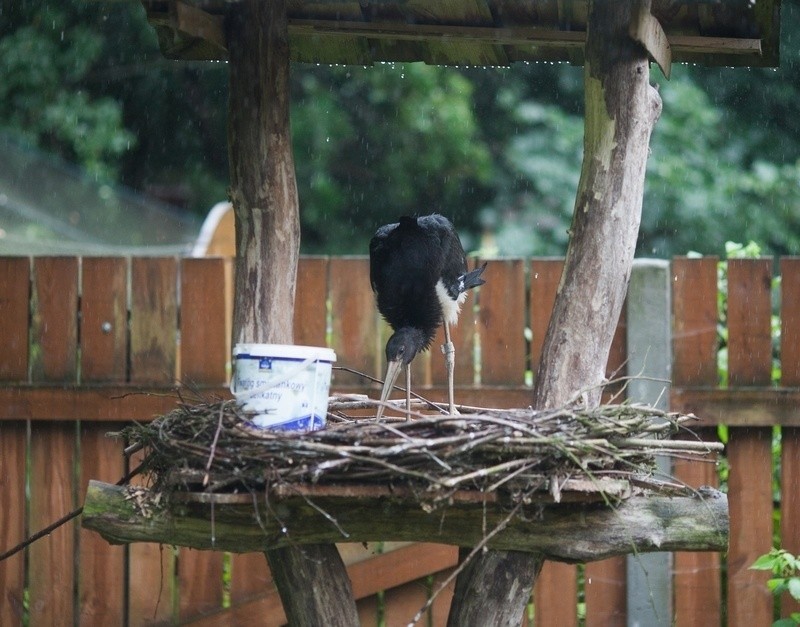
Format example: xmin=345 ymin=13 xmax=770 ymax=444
xmin=0 ymin=461 xmax=145 ymax=563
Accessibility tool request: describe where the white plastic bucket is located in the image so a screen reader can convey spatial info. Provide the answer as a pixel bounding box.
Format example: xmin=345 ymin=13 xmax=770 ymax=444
xmin=231 ymin=344 xmax=336 ymax=431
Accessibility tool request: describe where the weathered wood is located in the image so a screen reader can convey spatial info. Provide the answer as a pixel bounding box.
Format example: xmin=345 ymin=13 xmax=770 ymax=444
xmin=82 ymin=481 xmax=729 ymax=562
xmin=448 ymin=2 xmax=663 ymax=622
xmin=129 ymin=257 xmax=178 ymax=625
xmin=0 ymin=257 xmax=30 ymax=381
xmin=29 ymin=257 xmax=79 ymax=626
xmin=81 ymin=257 xmax=128 ymax=382
xmin=130 ymin=257 xmax=178 ymax=384
xmin=228 ymin=0 xmax=299 ymax=348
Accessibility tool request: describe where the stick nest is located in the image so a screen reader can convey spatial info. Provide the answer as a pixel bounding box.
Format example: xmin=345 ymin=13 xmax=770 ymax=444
xmin=120 ymin=393 xmax=719 ymax=509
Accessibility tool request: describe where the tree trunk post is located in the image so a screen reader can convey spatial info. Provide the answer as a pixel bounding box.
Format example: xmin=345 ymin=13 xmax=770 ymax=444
xmin=447 ymin=1 xmax=663 ymax=623
xmin=226 ymin=1 xmax=359 ymax=624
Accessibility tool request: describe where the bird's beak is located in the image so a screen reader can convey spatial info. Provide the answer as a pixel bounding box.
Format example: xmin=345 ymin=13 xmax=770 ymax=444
xmin=376 ymin=359 xmax=403 ymax=419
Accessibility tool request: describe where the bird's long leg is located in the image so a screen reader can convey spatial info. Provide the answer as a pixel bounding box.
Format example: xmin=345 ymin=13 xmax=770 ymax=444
xmin=405 ymin=364 xmax=412 ymax=420
xmin=443 ymin=322 xmax=457 ymax=414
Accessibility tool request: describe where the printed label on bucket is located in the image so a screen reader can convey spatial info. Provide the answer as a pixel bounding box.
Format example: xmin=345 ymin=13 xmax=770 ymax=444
xmin=232 ymin=344 xmax=335 ymax=432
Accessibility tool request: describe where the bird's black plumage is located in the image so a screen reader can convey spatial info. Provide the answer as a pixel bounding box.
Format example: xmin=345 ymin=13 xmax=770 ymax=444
xmin=369 ymin=214 xmax=485 ymax=415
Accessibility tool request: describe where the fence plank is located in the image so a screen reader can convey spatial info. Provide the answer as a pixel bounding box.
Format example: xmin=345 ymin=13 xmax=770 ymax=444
xmin=295 ymin=256 xmax=329 ymax=346
xmin=0 ymin=422 xmax=26 ymax=627
xmin=479 ymin=258 xmax=526 ymax=385
xmin=178 ymin=258 xmax=227 ymax=619
xmin=534 ymin=561 xmax=577 ymax=627
xmin=530 ymin=259 xmax=563 ymax=376
xmin=130 ymin=257 xmax=178 ymax=384
xmin=329 ymin=257 xmax=380 ymax=386
xmin=28 ymin=258 xmax=78 ymax=626
xmin=0 ymin=257 xmax=30 ymax=380
xmin=781 ymin=257 xmax=800 ymax=619
xmin=81 ymin=257 xmax=128 ymax=381
xmin=585 ymin=559 xmax=626 ymax=627
xmin=129 ymin=257 xmax=178 ymax=625
xmin=0 ymin=257 xmax=29 ymax=627
xmin=670 ymin=256 xmax=721 ymax=627
xmin=79 ymin=423 xmax=126 ymax=625
xmin=726 ymin=258 xmax=774 ymax=627
xmin=529 ymin=259 xmax=580 ymax=624
xmin=78 ymin=256 xmax=128 ymax=623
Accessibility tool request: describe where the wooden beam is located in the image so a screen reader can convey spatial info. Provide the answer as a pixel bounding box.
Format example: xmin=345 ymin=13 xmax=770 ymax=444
xmin=629 ymin=0 xmax=671 ymax=78
xmin=672 ymin=387 xmax=800 ymax=427
xmin=82 ymin=480 xmax=729 ymax=562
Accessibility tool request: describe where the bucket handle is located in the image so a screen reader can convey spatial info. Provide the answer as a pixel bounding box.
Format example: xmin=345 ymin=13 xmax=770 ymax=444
xmin=230 ymin=356 xmax=317 ymax=401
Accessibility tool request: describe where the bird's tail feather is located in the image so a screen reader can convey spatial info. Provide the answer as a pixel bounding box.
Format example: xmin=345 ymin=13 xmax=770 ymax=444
xmin=461 ymin=262 xmax=487 ymax=290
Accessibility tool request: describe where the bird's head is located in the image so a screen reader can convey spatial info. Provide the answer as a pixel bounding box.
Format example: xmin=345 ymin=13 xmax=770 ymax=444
xmin=376 ymin=327 xmax=427 ymax=419
xmin=385 ymin=327 xmax=427 ymax=366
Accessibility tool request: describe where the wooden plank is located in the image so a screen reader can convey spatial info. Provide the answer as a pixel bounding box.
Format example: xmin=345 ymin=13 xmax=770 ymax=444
xmin=0 ymin=257 xmax=30 ymax=381
xmin=780 ymin=428 xmax=800 ymax=619
xmin=28 ymin=257 xmax=78 ymax=626
xmin=671 ymin=387 xmax=800 ymax=426
xmin=726 ymin=427 xmax=774 ymax=627
xmin=381 ymin=577 xmax=431 ymax=626
xmin=530 ymin=259 xmax=563 ymax=376
xmin=78 ymin=422 xmax=125 ymax=625
xmin=478 ymin=258 xmax=526 ymax=385
xmin=0 ymin=386 xmax=186 ymax=421
xmin=180 ymin=258 xmax=228 ymax=387
xmin=178 ymin=257 xmax=227 ymax=620
xmin=0 ymin=259 xmax=28 ymax=627
xmin=7 ymin=384 xmax=800 ymax=424
xmin=780 ymin=257 xmax=800 ymax=619
xmin=0 ymin=421 xmax=26 ymax=626
xmin=533 ymin=561 xmax=577 ymax=627
xmin=429 ymin=566 xmax=457 ymax=627
xmin=81 ymin=257 xmax=127 ymax=382
xmin=672 ymin=257 xmax=719 ymax=387
xmin=726 ymin=259 xmax=774 ymax=627
xmin=329 ymin=257 xmax=380 ymax=386
xmin=584 ymin=558 xmax=626 ymax=627
xmin=229 ymin=552 xmax=272 ymax=604
xmin=781 ymin=258 xmax=800 ymax=384
xmin=31 ymin=257 xmax=78 ymax=381
xmin=727 ymin=258 xmax=773 ymax=386
xmin=129 ymin=257 xmax=178 ymax=625
xmin=671 ymin=256 xmax=721 ymax=627
xmin=28 ymin=422 xmax=77 ymax=626
xmin=130 ymin=257 xmax=178 ymax=384
xmin=294 ymin=256 xmax=329 ymax=346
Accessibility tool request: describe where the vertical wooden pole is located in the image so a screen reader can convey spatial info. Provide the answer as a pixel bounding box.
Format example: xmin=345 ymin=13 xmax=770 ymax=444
xmin=226 ymin=1 xmax=358 ymax=624
xmin=448 ymin=2 xmax=661 ymax=624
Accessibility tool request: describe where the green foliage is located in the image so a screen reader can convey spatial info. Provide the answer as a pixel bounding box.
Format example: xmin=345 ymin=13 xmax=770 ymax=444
xmin=0 ymin=2 xmax=135 ymax=180
xmin=752 ymin=549 xmax=800 ymax=626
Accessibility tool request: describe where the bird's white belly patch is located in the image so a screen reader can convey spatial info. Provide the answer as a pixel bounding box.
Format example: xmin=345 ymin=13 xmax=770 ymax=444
xmin=435 ymin=280 xmax=467 ymax=326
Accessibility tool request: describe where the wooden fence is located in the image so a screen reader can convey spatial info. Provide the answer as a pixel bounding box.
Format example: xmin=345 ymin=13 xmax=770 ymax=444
xmin=0 ymin=255 xmax=799 ymax=626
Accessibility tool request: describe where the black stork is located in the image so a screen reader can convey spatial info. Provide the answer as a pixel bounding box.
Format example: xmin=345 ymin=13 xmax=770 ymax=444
xmin=369 ymin=214 xmax=486 ymax=418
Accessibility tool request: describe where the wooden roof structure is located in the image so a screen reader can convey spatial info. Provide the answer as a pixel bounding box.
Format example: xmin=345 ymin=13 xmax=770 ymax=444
xmin=144 ymin=0 xmax=780 ymax=69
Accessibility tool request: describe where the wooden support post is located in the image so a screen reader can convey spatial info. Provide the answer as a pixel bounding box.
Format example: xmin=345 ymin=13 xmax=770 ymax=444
xmin=447 ymin=2 xmax=662 ymax=623
xmin=226 ymin=1 xmax=358 ymax=624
